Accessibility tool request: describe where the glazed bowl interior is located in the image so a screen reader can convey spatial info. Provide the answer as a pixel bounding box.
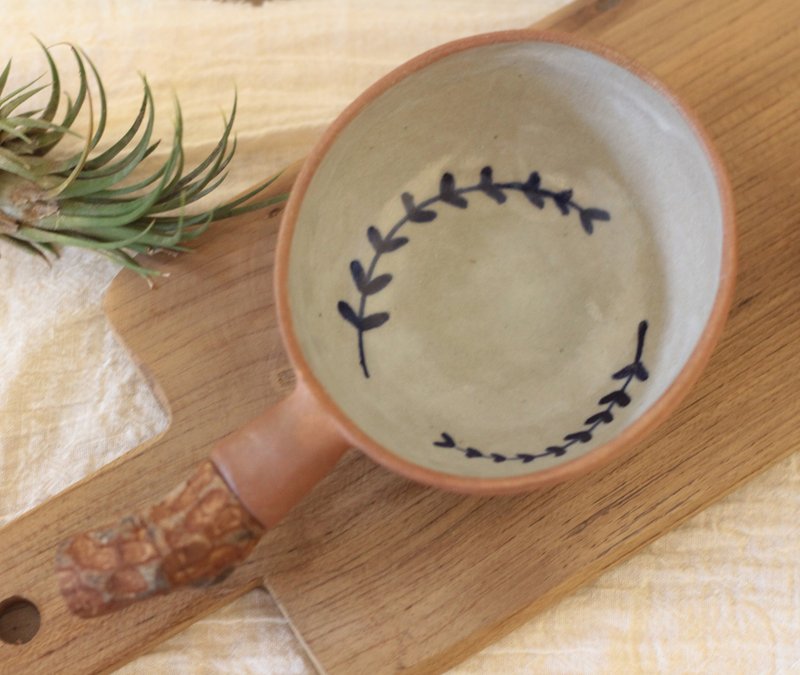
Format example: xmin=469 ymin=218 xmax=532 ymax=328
xmin=284 ymin=37 xmax=729 ymax=483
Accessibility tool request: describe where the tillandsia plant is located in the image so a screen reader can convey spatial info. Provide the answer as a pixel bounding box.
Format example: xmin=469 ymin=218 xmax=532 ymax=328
xmin=0 ymin=41 xmax=287 ymax=280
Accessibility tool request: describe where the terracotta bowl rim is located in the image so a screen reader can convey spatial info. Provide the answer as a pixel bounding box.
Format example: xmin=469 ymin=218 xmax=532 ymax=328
xmin=274 ymin=29 xmax=738 ymax=495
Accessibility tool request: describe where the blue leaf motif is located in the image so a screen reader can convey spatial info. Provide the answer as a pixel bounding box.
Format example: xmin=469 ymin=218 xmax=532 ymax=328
xmin=554 ymin=189 xmax=573 ymax=215
xmin=564 ymin=431 xmax=593 ymax=443
xmin=521 ymin=172 xmax=545 ymax=208
xmin=439 ymin=172 xmax=468 ymax=208
xmin=579 ymin=207 xmax=610 ymax=234
xmin=401 ymin=192 xmax=437 ymax=222
xmin=383 ymin=236 xmax=409 ymax=252
xmin=361 ymin=273 xmax=392 ymax=295
xmin=598 ymin=390 xmax=631 ymax=407
xmin=360 ymin=312 xmax=390 ymax=331
xmin=613 ymin=362 xmax=648 ymax=382
xmin=478 ymin=166 xmax=506 ymax=204
xmin=350 ymin=260 xmax=365 ymax=287
xmin=337 ymin=301 xmax=360 ymax=328
xmin=367 ymin=225 xmax=384 ymax=252
xmin=524 ymin=171 xmax=541 ymax=191
xmin=433 ymin=432 xmax=456 ymax=448
xmin=367 ymin=225 xmax=410 ymax=253
xmin=585 ymin=410 xmax=614 ymax=425
xmin=612 ymin=364 xmax=635 ymax=380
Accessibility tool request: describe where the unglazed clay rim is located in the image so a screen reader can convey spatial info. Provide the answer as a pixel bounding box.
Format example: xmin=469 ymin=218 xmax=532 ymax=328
xmin=275 ymin=29 xmax=737 ymax=495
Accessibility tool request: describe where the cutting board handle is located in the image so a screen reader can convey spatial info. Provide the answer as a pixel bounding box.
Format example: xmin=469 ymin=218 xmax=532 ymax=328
xmin=55 ymin=383 xmax=349 ymax=618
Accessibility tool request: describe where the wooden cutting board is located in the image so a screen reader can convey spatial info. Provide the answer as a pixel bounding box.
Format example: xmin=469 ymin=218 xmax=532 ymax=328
xmin=2 ymin=0 xmax=799 ymax=672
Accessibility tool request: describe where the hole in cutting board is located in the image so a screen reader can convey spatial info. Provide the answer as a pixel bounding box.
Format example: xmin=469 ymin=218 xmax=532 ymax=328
xmin=0 ymin=596 xmax=41 ymax=645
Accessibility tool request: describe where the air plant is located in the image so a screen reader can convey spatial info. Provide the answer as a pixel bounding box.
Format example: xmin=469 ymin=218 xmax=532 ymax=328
xmin=0 ymin=41 xmax=286 ymax=279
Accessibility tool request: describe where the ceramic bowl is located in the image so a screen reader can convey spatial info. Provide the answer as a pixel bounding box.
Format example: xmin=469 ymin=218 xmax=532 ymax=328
xmin=58 ymin=30 xmax=737 ymax=619
xmin=278 ymin=30 xmax=736 ymax=491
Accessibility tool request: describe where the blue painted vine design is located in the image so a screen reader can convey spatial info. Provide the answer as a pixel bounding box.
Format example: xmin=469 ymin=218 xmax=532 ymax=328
xmin=433 ymin=320 xmax=650 ymax=463
xmin=337 ymin=166 xmax=611 ymax=378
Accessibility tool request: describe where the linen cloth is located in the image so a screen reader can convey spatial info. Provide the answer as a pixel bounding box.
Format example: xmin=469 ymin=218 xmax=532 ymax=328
xmin=0 ymin=1 xmax=797 ymax=673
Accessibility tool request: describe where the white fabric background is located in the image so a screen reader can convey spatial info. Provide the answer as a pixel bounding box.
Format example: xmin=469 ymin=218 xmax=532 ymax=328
xmin=0 ymin=1 xmax=797 ymax=673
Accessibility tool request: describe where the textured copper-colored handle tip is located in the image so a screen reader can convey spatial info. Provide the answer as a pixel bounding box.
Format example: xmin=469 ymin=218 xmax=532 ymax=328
xmin=56 ymin=461 xmax=264 ymax=618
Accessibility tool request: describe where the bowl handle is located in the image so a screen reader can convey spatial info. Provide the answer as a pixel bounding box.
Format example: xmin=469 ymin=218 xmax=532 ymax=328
xmin=56 ymin=383 xmax=348 ymax=618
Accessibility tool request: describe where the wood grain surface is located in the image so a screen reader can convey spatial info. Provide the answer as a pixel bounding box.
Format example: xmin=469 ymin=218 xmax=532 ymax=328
xmin=1 ymin=0 xmax=798 ymax=672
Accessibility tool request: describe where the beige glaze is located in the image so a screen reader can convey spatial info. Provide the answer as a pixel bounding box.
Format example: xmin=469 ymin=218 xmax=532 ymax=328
xmin=282 ymin=36 xmax=732 ymax=483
